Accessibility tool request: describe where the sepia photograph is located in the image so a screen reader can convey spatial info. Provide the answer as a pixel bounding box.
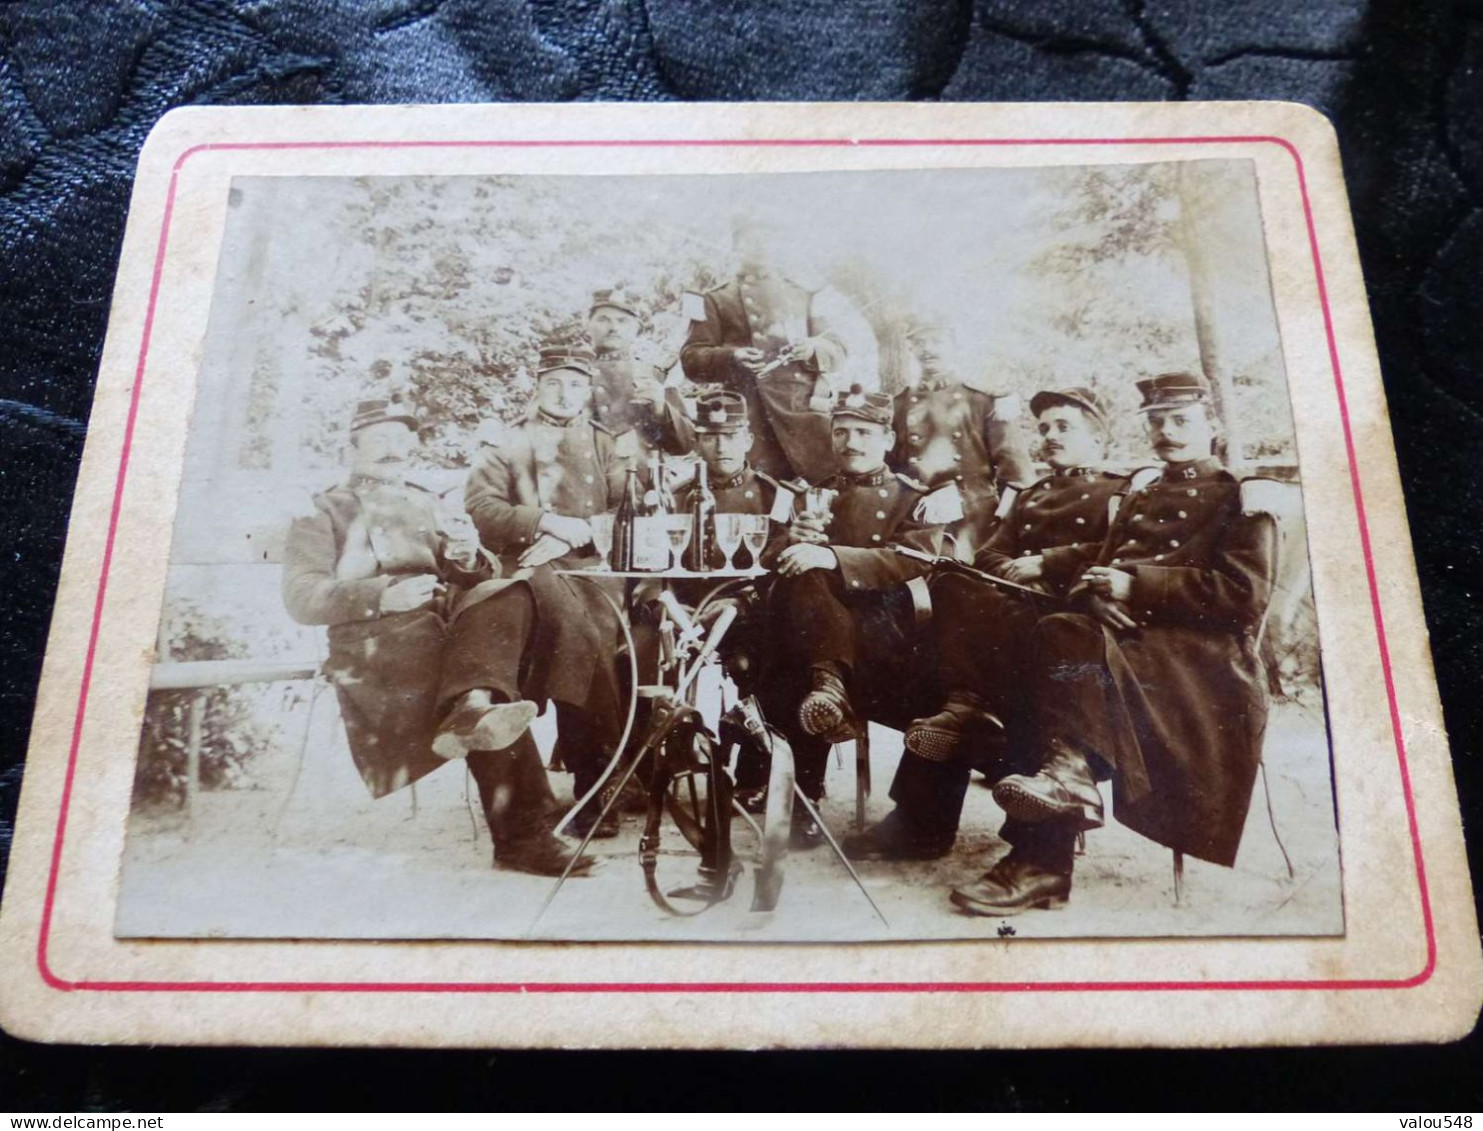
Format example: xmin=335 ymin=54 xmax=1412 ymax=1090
xmin=110 ymin=158 xmax=1341 ymax=944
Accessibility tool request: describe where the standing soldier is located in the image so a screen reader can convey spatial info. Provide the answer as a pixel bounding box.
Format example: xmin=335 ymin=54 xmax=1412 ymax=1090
xmin=282 ymin=398 xmax=590 ymax=877
xmin=680 ymin=213 xmax=871 ymax=485
xmin=758 ymin=385 xmax=943 ymax=846
xmin=586 ymin=286 xmax=694 ymax=466
xmin=845 ymin=386 xmax=1126 ymax=861
xmin=890 ymin=319 xmax=1034 ymax=561
xmin=438 ymin=342 xmax=631 ymax=842
xmin=953 ymin=372 xmax=1278 ymax=915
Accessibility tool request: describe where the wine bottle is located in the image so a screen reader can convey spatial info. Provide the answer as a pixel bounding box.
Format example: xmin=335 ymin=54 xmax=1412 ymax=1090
xmin=684 ymin=461 xmax=718 ymax=572
xmin=612 ymin=466 xmax=641 ymax=571
xmin=632 ymin=456 xmax=670 ymax=571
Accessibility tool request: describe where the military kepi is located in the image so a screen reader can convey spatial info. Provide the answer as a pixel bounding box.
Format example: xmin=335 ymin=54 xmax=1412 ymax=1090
xmin=589 ymin=286 xmax=646 ymax=319
xmin=1029 ymin=385 xmax=1110 ymax=429
xmin=350 ymin=397 xmax=417 ymax=433
xmin=536 ymin=341 xmax=597 ymax=379
xmin=1136 ymin=371 xmax=1212 ymax=413
xmin=692 ymin=389 xmax=749 ymax=433
xmin=831 ymin=383 xmax=893 ymax=426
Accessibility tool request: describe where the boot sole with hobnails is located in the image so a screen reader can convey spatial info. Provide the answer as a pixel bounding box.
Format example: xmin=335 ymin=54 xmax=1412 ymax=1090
xmin=904 ymin=723 xmax=959 ymax=762
xmin=992 ymin=776 xmax=1104 ymax=831
xmin=798 ymin=694 xmax=855 ymax=742
xmin=432 ymin=699 xmax=539 ymax=760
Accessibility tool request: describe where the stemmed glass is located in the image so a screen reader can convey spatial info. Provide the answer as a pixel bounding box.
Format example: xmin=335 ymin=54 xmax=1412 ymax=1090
xmin=589 ymin=514 xmax=615 ymax=570
xmin=714 ymin=513 xmax=745 ymax=571
xmin=664 ymin=514 xmax=694 ymax=572
xmin=740 ymin=514 xmax=769 ymax=569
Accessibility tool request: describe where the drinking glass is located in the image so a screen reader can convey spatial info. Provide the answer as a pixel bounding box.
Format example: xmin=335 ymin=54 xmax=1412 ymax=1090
xmin=715 ymin=513 xmax=745 ymax=570
xmin=664 ymin=514 xmax=694 ymax=571
xmin=589 ymin=514 xmax=614 ymax=570
xmin=740 ymin=514 xmax=769 ymax=567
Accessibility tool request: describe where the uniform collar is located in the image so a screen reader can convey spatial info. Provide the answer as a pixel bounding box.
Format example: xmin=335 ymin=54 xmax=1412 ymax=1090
xmin=1161 ymin=457 xmax=1222 ymax=482
xmin=713 ymin=464 xmax=753 ymax=490
xmin=534 ymin=409 xmax=587 ymax=429
xmin=837 ymin=465 xmax=891 ymax=488
xmin=1051 ymin=466 xmax=1099 ymax=479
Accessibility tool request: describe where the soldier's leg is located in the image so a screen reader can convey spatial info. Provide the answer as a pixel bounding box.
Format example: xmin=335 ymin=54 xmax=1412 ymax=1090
xmin=466 ymin=736 xmax=592 ymax=877
xmin=434 ymin=589 xmax=541 ymax=759
xmin=770 ymin=570 xmax=861 ymax=740
xmin=991 ymin=612 xmax=1113 ymax=833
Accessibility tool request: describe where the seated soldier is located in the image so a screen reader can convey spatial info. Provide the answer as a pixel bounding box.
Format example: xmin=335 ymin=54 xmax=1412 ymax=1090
xmin=758 ymin=385 xmax=943 ymax=848
xmin=282 ymin=398 xmax=589 ymax=877
xmin=952 ymin=372 xmax=1278 ymax=915
xmin=438 ymin=342 xmax=631 ymax=842
xmin=672 ymin=389 xmax=790 ymax=806
xmin=845 ymin=386 xmax=1128 ymax=861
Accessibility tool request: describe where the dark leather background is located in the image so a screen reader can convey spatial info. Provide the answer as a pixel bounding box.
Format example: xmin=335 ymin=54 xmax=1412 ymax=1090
xmin=1 ymin=0 xmax=1480 ymax=1109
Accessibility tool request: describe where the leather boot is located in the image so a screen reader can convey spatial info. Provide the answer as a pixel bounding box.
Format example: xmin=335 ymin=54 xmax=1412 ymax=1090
xmin=905 ymin=691 xmax=1003 ymax=762
xmin=497 ymin=834 xmax=598 ymax=878
xmin=433 ymin=692 xmax=538 ymax=761
xmin=798 ymin=664 xmax=856 ymax=742
xmin=991 ymin=743 xmax=1104 ymax=830
xmin=842 ymin=807 xmax=953 ymax=861
xmin=950 ymin=852 xmax=1071 ymax=916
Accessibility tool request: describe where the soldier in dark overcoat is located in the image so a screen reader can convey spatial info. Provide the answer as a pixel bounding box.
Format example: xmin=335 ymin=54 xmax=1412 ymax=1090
xmin=679 ymin=215 xmax=864 ymax=485
xmin=845 ymin=386 xmax=1128 ymax=861
xmin=890 ymin=320 xmax=1034 ymax=560
xmin=756 ymin=386 xmax=943 ymax=846
xmin=952 ymin=373 xmax=1278 ymax=915
xmin=438 ymin=343 xmax=631 ymax=840
xmin=586 ymin=286 xmax=695 ymax=465
xmin=282 ymin=399 xmax=589 ymax=877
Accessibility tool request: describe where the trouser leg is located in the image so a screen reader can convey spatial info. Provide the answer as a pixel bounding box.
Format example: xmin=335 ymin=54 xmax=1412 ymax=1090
xmin=888 ymin=754 xmax=971 ymax=841
xmin=466 ymin=732 xmax=559 ymax=850
xmin=438 ymin=588 xmax=534 ymax=708
xmin=773 ymin=569 xmax=857 ymax=674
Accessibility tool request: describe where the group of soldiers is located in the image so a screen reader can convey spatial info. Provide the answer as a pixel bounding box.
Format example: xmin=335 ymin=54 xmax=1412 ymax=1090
xmin=282 ymin=245 xmax=1278 ymax=918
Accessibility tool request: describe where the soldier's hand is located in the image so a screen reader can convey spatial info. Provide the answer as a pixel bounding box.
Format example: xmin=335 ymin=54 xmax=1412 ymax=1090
xmin=538 ymin=513 xmax=593 ymax=549
xmin=518 ymin=533 xmax=573 ymax=570
xmin=1002 ymin=554 xmax=1045 ymax=585
xmin=1086 ymin=595 xmax=1138 ymax=632
xmin=380 ymin=573 xmax=442 ymax=614
xmin=632 ymin=375 xmax=666 ymax=409
xmin=733 ymin=347 xmax=767 ymax=373
xmin=776 ymin=542 xmax=837 ymax=577
xmin=787 ymin=512 xmax=829 ymax=545
xmin=1081 ymin=565 xmax=1134 ymax=603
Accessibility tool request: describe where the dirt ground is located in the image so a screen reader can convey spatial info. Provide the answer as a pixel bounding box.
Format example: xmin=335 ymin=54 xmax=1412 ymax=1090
xmin=116 ymin=678 xmax=1344 ymax=943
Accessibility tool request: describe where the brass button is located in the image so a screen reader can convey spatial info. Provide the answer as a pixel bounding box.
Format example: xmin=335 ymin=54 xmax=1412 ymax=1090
xmin=876 ymin=510 xmax=886 ymax=519
xmin=871 ymin=534 xmax=882 ymax=542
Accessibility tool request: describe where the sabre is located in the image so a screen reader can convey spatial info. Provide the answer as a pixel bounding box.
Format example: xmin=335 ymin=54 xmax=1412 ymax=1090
xmin=890 ymin=545 xmax=1062 ymax=603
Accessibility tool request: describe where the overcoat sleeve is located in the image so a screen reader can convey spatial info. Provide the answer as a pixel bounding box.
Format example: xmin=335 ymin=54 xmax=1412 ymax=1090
xmin=465 ymin=444 xmax=543 ymax=553
xmin=679 ymin=292 xmax=741 ymax=385
xmin=984 ymin=398 xmax=1034 ymax=488
xmin=653 ymin=387 xmax=696 ymax=456
xmin=831 ymin=514 xmax=942 ymax=592
xmin=1125 ymin=511 xmax=1278 ymax=632
xmin=281 ymin=502 xmax=391 ymax=626
xmin=972 ymin=496 xmax=1022 ymax=574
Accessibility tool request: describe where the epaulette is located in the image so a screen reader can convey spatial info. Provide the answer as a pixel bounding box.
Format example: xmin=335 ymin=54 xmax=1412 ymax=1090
xmin=1128 ymin=466 xmax=1162 ymax=493
xmin=754 ymin=469 xmax=785 ymax=492
xmin=1240 ymin=476 xmax=1295 ymax=521
xmin=895 ymin=471 xmax=930 ymax=494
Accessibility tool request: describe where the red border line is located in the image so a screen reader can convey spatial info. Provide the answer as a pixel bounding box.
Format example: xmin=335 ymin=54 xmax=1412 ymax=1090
xmin=36 ymin=134 xmax=1435 ymax=995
